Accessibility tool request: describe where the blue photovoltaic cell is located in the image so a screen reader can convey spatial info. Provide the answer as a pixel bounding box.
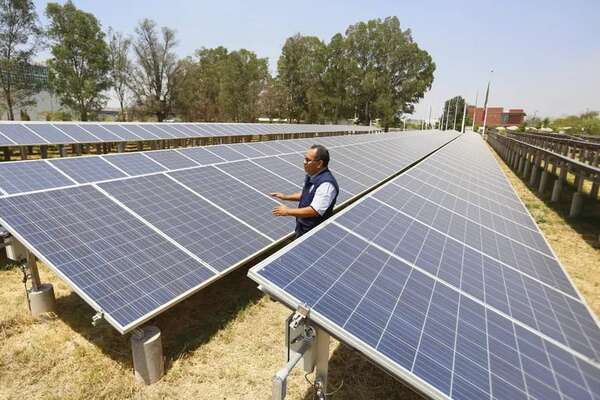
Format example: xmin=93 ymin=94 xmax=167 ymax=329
xmin=169 ymin=166 xmax=294 ymax=240
xmin=253 ymin=156 xmax=307 ymax=187
xmin=49 ymin=157 xmax=127 ymax=184
xmin=144 ymin=150 xmax=198 ymax=170
xmin=0 ymin=186 xmax=215 ymax=331
xmin=250 ymin=133 xmax=600 ymax=400
xmin=102 ymin=153 xmax=166 ymax=176
xmin=79 ymin=124 xmax=123 ymax=141
xmin=53 ymin=124 xmax=101 ymax=143
xmin=121 ymin=124 xmax=160 ymax=140
xmin=252 ymin=223 xmax=600 ymax=400
xmin=228 ymin=143 xmax=267 ymax=158
xmin=156 ymin=124 xmax=192 ymax=138
xmin=141 ymin=124 xmax=173 ymax=139
xmin=216 ymin=160 xmax=300 ymax=196
xmin=0 ymin=161 xmax=74 ymax=194
xmin=99 ymin=124 xmax=143 ymax=141
xmin=99 ymin=174 xmax=272 ymax=271
xmin=0 ymin=123 xmax=47 ymax=145
xmin=24 ymin=124 xmax=77 ymax=143
xmin=0 ymin=129 xmax=15 ymax=145
xmin=177 ymin=147 xmax=225 ymax=165
xmin=205 ymin=145 xmax=247 ymax=161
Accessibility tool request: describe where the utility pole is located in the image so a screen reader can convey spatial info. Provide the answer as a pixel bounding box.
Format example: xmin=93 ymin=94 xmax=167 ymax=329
xmin=461 ymin=101 xmax=467 ymax=133
xmin=452 ymin=97 xmax=459 ymax=131
xmin=471 ymin=91 xmax=479 ymax=131
xmin=428 ymin=105 xmax=432 ymax=129
xmin=482 ymin=70 xmax=493 ymax=136
xmin=444 ymin=101 xmax=450 ymax=130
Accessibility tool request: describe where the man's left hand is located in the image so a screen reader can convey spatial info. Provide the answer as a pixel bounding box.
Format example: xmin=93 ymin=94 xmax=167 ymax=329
xmin=272 ymin=205 xmax=290 ymax=216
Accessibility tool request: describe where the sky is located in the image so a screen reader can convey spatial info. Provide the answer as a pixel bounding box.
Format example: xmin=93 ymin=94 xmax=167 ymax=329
xmin=32 ymin=0 xmax=600 ymax=120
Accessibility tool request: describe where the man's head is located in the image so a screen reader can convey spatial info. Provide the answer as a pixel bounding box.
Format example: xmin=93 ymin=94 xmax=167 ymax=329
xmin=304 ymin=144 xmax=329 ymax=176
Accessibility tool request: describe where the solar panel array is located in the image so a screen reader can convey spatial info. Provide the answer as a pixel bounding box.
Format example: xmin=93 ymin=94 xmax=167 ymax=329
xmin=0 ymin=131 xmax=458 ymax=333
xmin=249 ymin=133 xmax=600 ymax=400
xmin=0 ymin=122 xmax=374 ymax=146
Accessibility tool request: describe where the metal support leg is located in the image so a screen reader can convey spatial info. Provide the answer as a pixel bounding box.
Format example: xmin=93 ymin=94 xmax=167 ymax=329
xmin=25 ymin=252 xmax=56 ymax=317
xmin=314 ymin=327 xmax=330 ymax=398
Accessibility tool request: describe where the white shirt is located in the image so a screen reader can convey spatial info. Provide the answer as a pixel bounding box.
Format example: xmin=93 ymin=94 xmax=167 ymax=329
xmin=308 ymin=182 xmax=337 ymax=216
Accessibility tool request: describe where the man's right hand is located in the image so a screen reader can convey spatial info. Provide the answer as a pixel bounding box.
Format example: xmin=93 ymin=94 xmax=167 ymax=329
xmin=270 ymin=192 xmax=285 ymax=200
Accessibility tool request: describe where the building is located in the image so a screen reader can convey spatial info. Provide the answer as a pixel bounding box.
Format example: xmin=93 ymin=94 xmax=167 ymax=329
xmin=467 ymin=106 xmax=526 ymax=127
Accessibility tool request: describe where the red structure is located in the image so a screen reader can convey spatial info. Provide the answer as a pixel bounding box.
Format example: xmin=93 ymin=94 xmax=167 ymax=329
xmin=467 ymin=106 xmax=526 ymax=127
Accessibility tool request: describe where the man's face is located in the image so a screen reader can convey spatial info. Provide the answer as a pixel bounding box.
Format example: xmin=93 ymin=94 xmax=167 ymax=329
xmin=303 ymin=148 xmax=324 ymax=176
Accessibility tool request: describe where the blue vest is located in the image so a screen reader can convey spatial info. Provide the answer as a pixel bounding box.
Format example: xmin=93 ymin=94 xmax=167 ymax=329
xmin=296 ymin=168 xmax=339 ymax=236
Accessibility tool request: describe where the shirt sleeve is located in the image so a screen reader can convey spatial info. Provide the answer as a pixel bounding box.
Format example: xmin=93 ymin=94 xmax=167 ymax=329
xmin=309 ymin=182 xmax=337 ymax=216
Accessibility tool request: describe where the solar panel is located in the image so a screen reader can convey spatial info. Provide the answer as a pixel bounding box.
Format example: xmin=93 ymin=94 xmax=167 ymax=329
xmin=79 ymin=124 xmax=123 ymax=142
xmin=169 ymin=166 xmax=294 ymax=240
xmin=204 ymin=145 xmax=247 ymax=161
xmin=0 ymin=123 xmax=47 ymax=145
xmin=0 ymin=185 xmax=215 ymax=332
xmin=249 ymin=133 xmax=600 ymax=400
xmin=49 ymin=157 xmax=127 ymax=183
xmin=121 ymin=124 xmax=160 ymax=140
xmin=0 ymin=161 xmax=74 ymax=194
xmin=24 ymin=124 xmax=77 ymax=144
xmin=53 ymin=124 xmax=101 ymax=143
xmin=144 ymin=150 xmax=198 ymax=170
xmin=177 ymin=147 xmax=225 ymax=165
xmin=228 ymin=143 xmax=267 ymax=158
xmin=216 ymin=160 xmax=300 ymax=196
xmin=98 ymin=174 xmax=272 ymax=271
xmin=100 ymin=124 xmax=142 ymax=141
xmin=102 ymin=153 xmax=166 ymax=175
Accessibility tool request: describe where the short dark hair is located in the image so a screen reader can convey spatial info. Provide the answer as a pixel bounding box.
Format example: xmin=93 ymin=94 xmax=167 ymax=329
xmin=310 ymin=144 xmax=330 ymax=166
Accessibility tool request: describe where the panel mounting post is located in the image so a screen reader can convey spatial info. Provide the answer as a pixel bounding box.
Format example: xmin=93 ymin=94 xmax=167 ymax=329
xmin=24 ymin=251 xmax=56 ymax=317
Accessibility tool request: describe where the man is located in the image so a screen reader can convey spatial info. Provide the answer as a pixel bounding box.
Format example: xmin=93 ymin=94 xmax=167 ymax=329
xmin=271 ymin=144 xmax=339 ymax=237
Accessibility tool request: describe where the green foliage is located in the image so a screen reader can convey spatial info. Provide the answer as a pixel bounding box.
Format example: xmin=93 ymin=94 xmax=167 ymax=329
xmin=0 ymin=0 xmax=43 ymax=120
xmin=278 ymin=34 xmax=327 ymax=123
xmin=46 ymin=1 xmax=110 ymax=121
xmin=275 ymin=17 xmax=435 ymax=128
xmin=173 ymin=47 xmax=268 ymax=122
xmin=129 ymin=19 xmax=178 ymax=122
xmin=550 ymin=111 xmax=600 ymax=135
xmin=44 ymin=110 xmax=72 ymax=121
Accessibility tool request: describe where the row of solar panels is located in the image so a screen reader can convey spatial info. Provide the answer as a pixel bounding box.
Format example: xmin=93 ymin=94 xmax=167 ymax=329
xmin=250 ymin=133 xmax=600 ymax=400
xmin=0 ymin=130 xmax=458 ymax=334
xmin=0 ymin=122 xmax=373 ymax=147
xmin=2 ymin=131 xmax=413 ymax=196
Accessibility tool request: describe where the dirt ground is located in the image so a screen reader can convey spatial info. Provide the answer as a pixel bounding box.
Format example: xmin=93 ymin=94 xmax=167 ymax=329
xmin=0 ymin=149 xmax=598 ymax=400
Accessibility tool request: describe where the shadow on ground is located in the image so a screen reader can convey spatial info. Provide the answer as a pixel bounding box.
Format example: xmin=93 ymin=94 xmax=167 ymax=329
xmin=301 ymin=343 xmax=424 ymax=400
xmin=53 ymin=263 xmax=263 ymax=369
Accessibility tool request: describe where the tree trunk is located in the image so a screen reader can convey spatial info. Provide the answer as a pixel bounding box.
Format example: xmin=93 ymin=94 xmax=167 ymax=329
xmin=5 ymin=89 xmax=14 ymax=121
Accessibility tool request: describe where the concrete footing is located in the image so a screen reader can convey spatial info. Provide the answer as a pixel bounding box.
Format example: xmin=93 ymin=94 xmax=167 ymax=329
xmin=29 ymin=283 xmax=56 ymax=317
xmin=538 ymin=170 xmax=550 ymax=194
xmin=131 ymin=325 xmax=164 ymax=385
xmin=551 ymin=180 xmax=562 ymax=202
xmin=569 ymin=192 xmax=584 ymax=218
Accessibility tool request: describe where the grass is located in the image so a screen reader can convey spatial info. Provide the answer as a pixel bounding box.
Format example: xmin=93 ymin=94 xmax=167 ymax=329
xmin=0 ymin=150 xmax=598 ymax=399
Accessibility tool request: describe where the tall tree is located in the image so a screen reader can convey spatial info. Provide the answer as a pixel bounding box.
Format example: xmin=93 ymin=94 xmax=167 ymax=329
xmin=46 ymin=1 xmax=110 ymax=121
xmin=219 ymin=49 xmax=268 ymax=122
xmin=322 ymin=33 xmax=351 ymax=123
xmin=257 ymin=77 xmax=286 ymax=121
xmin=277 ymin=34 xmax=327 ymax=123
xmin=107 ymin=27 xmax=131 ymax=121
xmin=130 ymin=19 xmax=178 ymax=122
xmin=345 ymin=17 xmax=435 ymax=129
xmin=0 ymin=0 xmax=42 ymax=120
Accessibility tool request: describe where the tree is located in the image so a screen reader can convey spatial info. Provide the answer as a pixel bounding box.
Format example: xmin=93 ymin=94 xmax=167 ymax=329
xmin=441 ymin=96 xmax=466 ymax=130
xmin=277 ymin=34 xmax=327 ymax=122
xmin=219 ymin=49 xmax=268 ymax=122
xmin=345 ymin=17 xmax=435 ymax=129
xmin=130 ymin=19 xmax=178 ymax=122
xmin=322 ymin=33 xmax=351 ymax=123
xmin=257 ymin=77 xmax=286 ymax=121
xmin=46 ymin=1 xmax=110 ymax=121
xmin=107 ymin=27 xmax=131 ymax=121
xmin=0 ymin=0 xmax=42 ymax=120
